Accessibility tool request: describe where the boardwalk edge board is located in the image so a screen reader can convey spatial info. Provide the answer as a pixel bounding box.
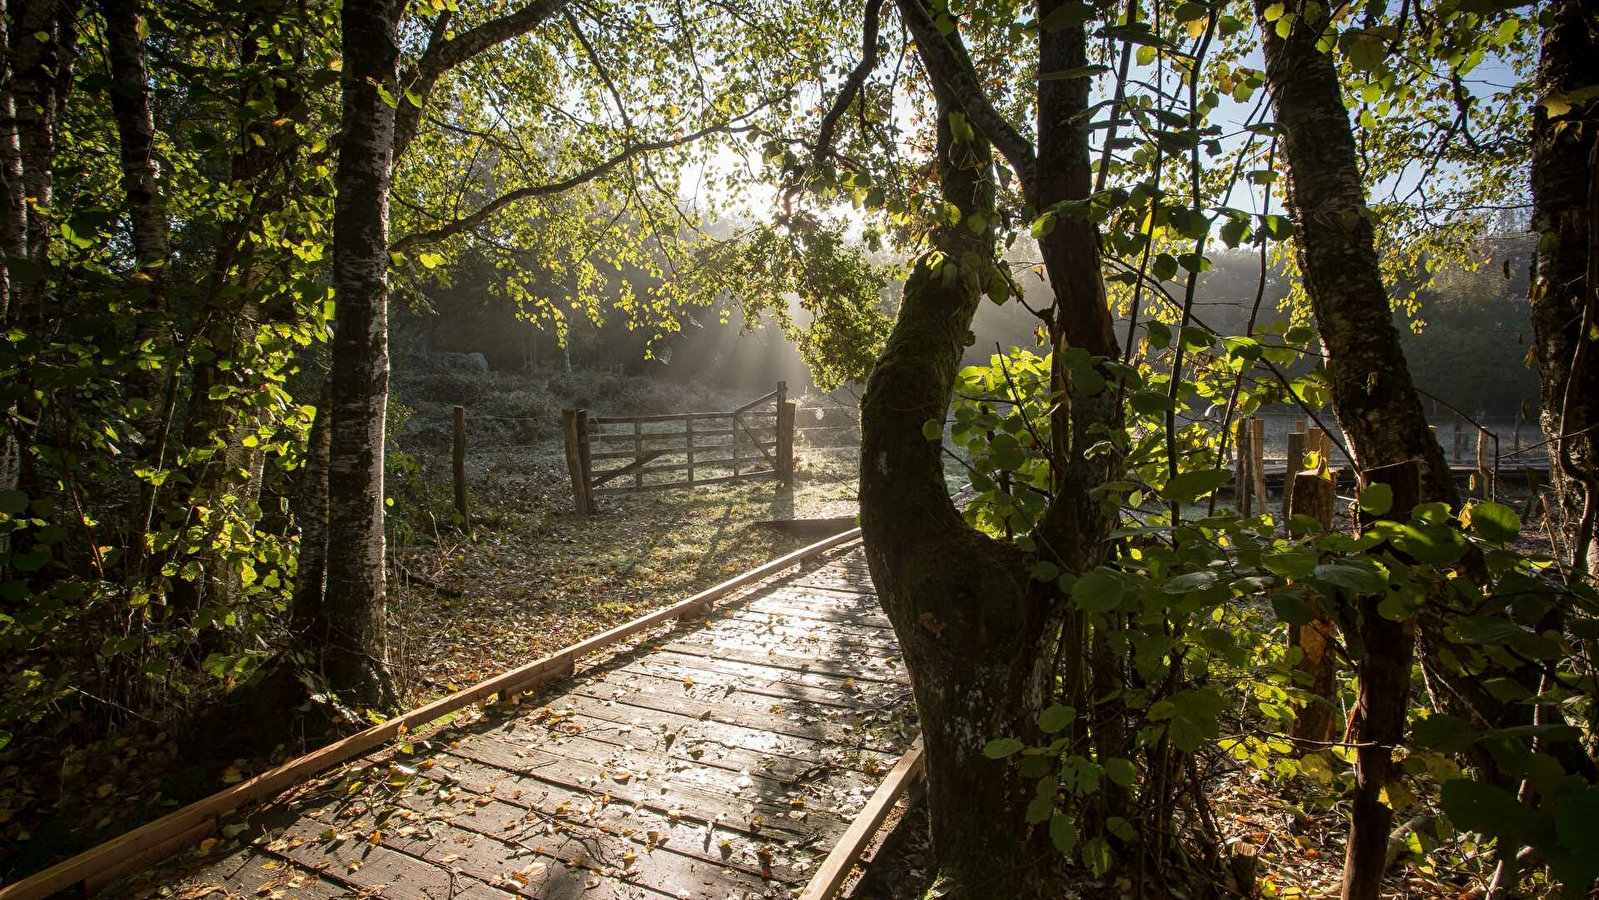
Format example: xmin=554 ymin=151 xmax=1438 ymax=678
xmin=795 ymin=738 xmax=925 ymax=900
xmin=0 ymin=527 xmax=865 ymax=900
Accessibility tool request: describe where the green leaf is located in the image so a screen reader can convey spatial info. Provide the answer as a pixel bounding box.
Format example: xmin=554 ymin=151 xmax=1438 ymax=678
xmin=1313 ymin=559 xmax=1388 ymax=595
xmin=0 ymin=489 xmax=28 ymax=515
xmin=1358 ymin=482 xmax=1393 ymax=517
xmin=1160 ymin=468 xmax=1231 ymax=503
xmin=984 ymin=738 xmax=1025 ymax=759
xmin=1104 ymin=757 xmax=1136 ymax=787
xmin=1049 ymin=814 xmax=1078 ymax=854
xmin=1040 ymin=1 xmax=1094 ymax=31
xmin=1163 ymin=570 xmax=1219 ymax=594
xmin=1039 ymin=703 xmax=1076 ymax=734
xmin=1412 ymin=714 xmax=1477 ymax=754
xmin=1440 ymin=779 xmax=1551 ymax=846
xmin=922 ymin=419 xmax=943 ymax=441
xmin=1071 ymin=568 xmax=1124 ymax=612
xmin=1464 ymin=501 xmax=1521 ymax=544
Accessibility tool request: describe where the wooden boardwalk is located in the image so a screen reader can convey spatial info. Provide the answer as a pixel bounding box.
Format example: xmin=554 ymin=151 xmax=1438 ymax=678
xmin=109 ymin=543 xmax=914 ymax=900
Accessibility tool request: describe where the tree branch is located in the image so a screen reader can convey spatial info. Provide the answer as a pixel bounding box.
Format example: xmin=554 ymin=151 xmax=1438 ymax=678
xmin=392 ymin=0 xmax=571 ymax=162
xmin=893 ymin=0 xmax=1037 ymax=187
xmin=812 ymin=0 xmax=884 ymax=164
xmin=391 ymin=116 xmax=760 ymax=253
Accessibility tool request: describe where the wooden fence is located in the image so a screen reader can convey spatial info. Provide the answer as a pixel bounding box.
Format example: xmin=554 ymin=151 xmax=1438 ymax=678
xmin=562 ymin=382 xmax=796 ymax=513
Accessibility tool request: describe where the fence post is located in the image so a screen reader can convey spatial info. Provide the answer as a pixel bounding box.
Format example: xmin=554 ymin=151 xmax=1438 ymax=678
xmin=633 ymin=419 xmax=644 ymax=489
xmin=1283 ymin=427 xmax=1307 ymax=524
xmin=1476 ymin=428 xmax=1492 ymax=497
xmin=1251 ymin=418 xmax=1268 ymax=517
xmin=577 ymin=409 xmax=594 ymax=511
xmin=562 ymin=409 xmax=591 ymax=515
xmin=1235 ymin=418 xmax=1253 ymax=516
xmin=686 ymin=417 xmax=696 ymax=487
xmin=1287 ymin=466 xmax=1338 ymax=754
xmin=779 ymin=402 xmax=796 ymax=486
xmin=775 ymin=382 xmax=792 ymax=486
xmin=452 ymin=405 xmax=469 ymax=526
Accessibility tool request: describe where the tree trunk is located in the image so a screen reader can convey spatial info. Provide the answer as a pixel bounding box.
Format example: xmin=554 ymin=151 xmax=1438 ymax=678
xmin=1529 ymin=0 xmax=1599 ymax=575
xmin=1254 ymin=8 xmax=1448 ymax=900
xmin=100 ymin=0 xmax=171 ymax=446
xmin=1255 ymin=0 xmax=1456 ymax=504
xmin=860 ymin=107 xmax=1062 ymax=898
xmin=310 ymin=0 xmax=406 ymax=709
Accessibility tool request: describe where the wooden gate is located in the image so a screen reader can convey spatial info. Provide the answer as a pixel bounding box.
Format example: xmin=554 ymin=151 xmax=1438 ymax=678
xmin=562 ymin=382 xmax=796 ymax=513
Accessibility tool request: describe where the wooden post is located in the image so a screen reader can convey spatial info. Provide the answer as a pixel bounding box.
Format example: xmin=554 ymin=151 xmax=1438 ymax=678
xmin=1287 ymin=467 xmax=1338 ymax=752
xmin=576 ymin=410 xmax=594 ymax=512
xmin=1343 ymin=460 xmax=1422 ymax=900
xmin=452 ymin=405 xmax=469 ymax=525
xmin=1306 ymin=426 xmax=1331 ymax=475
xmin=562 ymin=410 xmax=589 ymax=515
xmin=1476 ymin=428 xmax=1491 ymax=497
xmin=1452 ymin=414 xmax=1466 ymax=464
xmin=1283 ymin=430 xmax=1307 ymax=523
xmin=1251 ymin=418 xmax=1269 ymax=517
xmin=778 ymin=402 xmax=796 ymax=486
xmin=775 ymin=381 xmax=791 ymax=486
xmin=686 ymin=417 xmax=696 ymax=486
xmin=731 ymin=412 xmax=741 ymax=481
xmin=1235 ymin=418 xmax=1253 ymax=516
xmin=633 ymin=419 xmax=644 ymax=489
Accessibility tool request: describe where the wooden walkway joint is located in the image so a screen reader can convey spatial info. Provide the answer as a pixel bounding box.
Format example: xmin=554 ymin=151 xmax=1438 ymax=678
xmin=1 ymin=529 xmax=922 ymax=900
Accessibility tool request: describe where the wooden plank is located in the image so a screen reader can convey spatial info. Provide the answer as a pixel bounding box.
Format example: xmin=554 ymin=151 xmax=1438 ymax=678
xmin=448 ymin=733 xmax=850 ymax=838
xmin=376 ymin=784 xmax=778 ymax=898
xmin=589 ymin=450 xmax=671 ymax=489
xmin=0 ymin=530 xmax=863 ymax=900
xmin=586 ymin=667 xmax=887 ymax=731
xmin=796 ymin=740 xmax=924 ymax=900
xmin=396 ymin=761 xmax=818 ymax=884
xmin=659 ymin=637 xmax=909 ymax=687
xmin=519 ymin=695 xmax=896 ymax=774
xmin=436 ymin=746 xmax=825 ymax=845
xmin=619 ymin=655 xmax=901 ymax=711
xmin=567 ymin=678 xmax=898 ymax=749
xmin=507 ymin=705 xmax=879 ymax=784
xmin=593 ymin=471 xmax=776 ymax=495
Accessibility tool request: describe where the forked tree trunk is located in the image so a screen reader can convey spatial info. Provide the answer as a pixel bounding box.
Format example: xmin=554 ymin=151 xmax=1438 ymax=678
xmin=860 ymin=107 xmax=1062 ymax=899
xmin=307 ymin=0 xmax=406 ymax=708
xmin=1529 ymin=0 xmax=1599 ymax=575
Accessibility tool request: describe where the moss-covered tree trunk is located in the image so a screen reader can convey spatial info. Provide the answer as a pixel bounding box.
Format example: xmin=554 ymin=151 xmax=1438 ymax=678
xmin=860 ymin=107 xmax=1063 ymax=898
xmin=1529 ymin=0 xmax=1599 ymax=575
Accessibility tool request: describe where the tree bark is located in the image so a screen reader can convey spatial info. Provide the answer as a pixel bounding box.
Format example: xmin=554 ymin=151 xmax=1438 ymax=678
xmin=1529 ymin=0 xmax=1599 ymax=575
xmin=860 ymin=107 xmax=1062 ymax=897
xmin=100 ymin=0 xmax=171 ymax=446
xmin=1255 ymin=0 xmax=1456 ymax=504
xmin=311 ymin=0 xmax=407 ymax=708
xmin=1253 ymin=9 xmax=1446 ymax=900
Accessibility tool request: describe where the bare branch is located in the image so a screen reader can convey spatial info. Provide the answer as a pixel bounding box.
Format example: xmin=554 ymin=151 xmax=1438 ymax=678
xmin=391 ymin=117 xmax=760 ymax=253
xmin=393 ymin=0 xmax=571 ymax=162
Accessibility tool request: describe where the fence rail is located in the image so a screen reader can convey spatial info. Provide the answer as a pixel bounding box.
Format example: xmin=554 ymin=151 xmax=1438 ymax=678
xmin=562 ymin=382 xmax=796 ymax=513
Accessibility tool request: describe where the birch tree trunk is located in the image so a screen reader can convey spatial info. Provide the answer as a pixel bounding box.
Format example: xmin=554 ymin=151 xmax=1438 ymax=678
xmin=100 ymin=0 xmax=171 ymax=447
xmin=1529 ymin=0 xmax=1599 ymax=575
xmin=308 ymin=0 xmax=406 ymax=708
